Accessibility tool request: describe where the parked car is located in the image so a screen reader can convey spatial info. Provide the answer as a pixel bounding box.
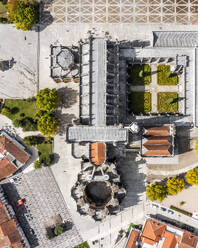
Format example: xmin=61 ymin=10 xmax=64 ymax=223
xmin=161 ymin=207 xmax=167 ymax=212
xmin=168 ymin=209 xmax=174 ymax=215
xmin=151 ymin=203 xmax=159 ymax=209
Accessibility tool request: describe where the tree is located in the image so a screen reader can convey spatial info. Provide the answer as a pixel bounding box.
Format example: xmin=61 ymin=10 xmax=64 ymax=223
xmin=195 ymin=140 xmax=198 ymax=154
xmin=38 ymin=113 xmax=59 ymax=137
xmin=54 ymin=225 xmax=65 ymax=236
xmin=39 ymin=152 xmax=53 ymax=166
xmin=8 ymin=0 xmax=39 ymax=31
xmin=146 ymin=182 xmax=166 ymax=202
xmin=186 ymin=168 xmax=198 ymax=185
xmin=34 ymin=160 xmax=42 ymax=169
xmin=166 ymin=177 xmax=185 ymax=195
xmin=36 ymin=88 xmax=60 ymax=112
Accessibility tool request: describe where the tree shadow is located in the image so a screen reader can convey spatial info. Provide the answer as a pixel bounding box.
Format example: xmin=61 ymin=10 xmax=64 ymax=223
xmin=58 ymin=87 xmax=78 ymax=109
xmin=56 ymin=113 xmax=76 ymax=136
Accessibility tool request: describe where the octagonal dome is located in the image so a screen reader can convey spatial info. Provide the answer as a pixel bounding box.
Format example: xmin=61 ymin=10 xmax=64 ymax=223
xmin=56 ymin=48 xmax=74 ymax=70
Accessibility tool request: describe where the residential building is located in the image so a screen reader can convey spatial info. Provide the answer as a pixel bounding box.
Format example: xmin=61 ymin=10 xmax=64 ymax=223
xmin=0 ymin=185 xmax=30 ymax=248
xmin=0 ymin=131 xmax=30 ymax=180
xmin=125 ymin=217 xmax=198 ymax=248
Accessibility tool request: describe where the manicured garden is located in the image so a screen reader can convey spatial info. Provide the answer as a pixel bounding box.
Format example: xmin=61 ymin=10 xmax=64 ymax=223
xmin=2 ymin=98 xmax=38 ymax=131
xmin=23 ymin=135 xmax=54 ymax=169
xmin=157 ymin=92 xmax=178 ymax=113
xmin=157 ymin=65 xmax=178 ymax=85
xmin=129 ymin=92 xmax=151 ymax=113
xmin=129 ymin=64 xmax=151 ymax=86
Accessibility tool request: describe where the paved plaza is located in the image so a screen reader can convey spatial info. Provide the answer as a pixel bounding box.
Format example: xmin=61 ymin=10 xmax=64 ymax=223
xmin=0 ymin=25 xmax=38 ymax=98
xmin=1 ymin=167 xmax=82 ymax=248
xmin=41 ymin=0 xmax=198 ymax=25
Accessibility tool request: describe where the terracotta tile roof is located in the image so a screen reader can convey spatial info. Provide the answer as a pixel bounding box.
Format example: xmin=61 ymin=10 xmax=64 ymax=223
xmin=143 ymin=126 xmax=172 ymax=156
xmin=126 ymin=230 xmax=139 ymax=248
xmin=0 ymin=202 xmax=9 ymax=225
xmin=91 ymin=142 xmax=105 ymax=165
xmin=0 ymin=157 xmax=17 ymax=180
xmin=162 ymin=231 xmax=178 ymax=248
xmin=179 ymin=232 xmax=198 ymax=248
xmin=0 ymin=219 xmax=23 ymax=245
xmin=140 ymin=219 xmax=166 ymax=243
xmin=0 ymin=136 xmax=30 ymax=164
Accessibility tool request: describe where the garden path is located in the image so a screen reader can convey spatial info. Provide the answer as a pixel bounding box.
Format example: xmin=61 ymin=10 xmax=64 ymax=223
xmin=130 ymin=64 xmax=179 ymax=112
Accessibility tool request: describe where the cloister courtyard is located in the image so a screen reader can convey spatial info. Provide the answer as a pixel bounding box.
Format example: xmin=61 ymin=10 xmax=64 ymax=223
xmin=128 ymin=63 xmax=184 ymax=114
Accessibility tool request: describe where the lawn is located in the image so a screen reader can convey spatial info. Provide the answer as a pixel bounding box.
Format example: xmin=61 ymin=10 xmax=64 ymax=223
xmin=2 ymin=99 xmax=38 ymax=131
xmin=37 ymin=141 xmax=53 ymax=156
xmin=129 ymin=64 xmax=151 ymax=85
xmin=129 ymin=92 xmax=151 ymax=113
xmin=73 ymin=241 xmax=90 ymax=248
xmin=157 ymin=92 xmax=178 ymax=113
xmin=157 ymin=65 xmax=178 ymax=85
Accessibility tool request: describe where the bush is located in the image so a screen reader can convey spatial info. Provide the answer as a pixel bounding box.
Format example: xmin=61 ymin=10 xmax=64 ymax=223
xmin=13 ymin=119 xmax=21 ymax=128
xmin=24 ymin=136 xmax=44 ymax=146
xmin=146 ymin=182 xmax=167 ymax=202
xmin=166 ymin=177 xmax=185 ymax=195
xmin=54 ymin=225 xmax=65 ymax=236
xmin=39 ymin=152 xmax=53 ymax=166
xmin=0 ymin=17 xmax=8 ymax=23
xmin=34 ymin=160 xmax=42 ymax=170
xmin=11 ymin=107 xmax=19 ymax=114
xmin=1 ymin=107 xmax=10 ymax=115
xmin=20 ymin=113 xmax=25 ymax=117
xmin=186 ymin=167 xmax=198 ymax=185
xmin=20 ymin=117 xmax=37 ymax=131
xmin=46 ymin=228 xmax=55 ymax=239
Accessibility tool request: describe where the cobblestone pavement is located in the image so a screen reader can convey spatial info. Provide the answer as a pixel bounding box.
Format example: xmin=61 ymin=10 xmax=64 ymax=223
xmin=41 ymin=0 xmax=198 ymax=25
xmin=1 ymin=167 xmax=82 ymax=248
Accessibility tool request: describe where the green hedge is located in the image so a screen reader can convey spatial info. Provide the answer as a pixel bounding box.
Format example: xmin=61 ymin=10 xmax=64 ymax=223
xmin=129 ymin=92 xmax=151 ymax=113
xmin=157 ymin=92 xmax=178 ymax=113
xmin=73 ymin=242 xmax=90 ymax=248
xmin=170 ymin=206 xmax=192 ymax=217
xmin=129 ymin=64 xmax=151 ymax=86
xmin=157 ymin=65 xmax=178 ymax=85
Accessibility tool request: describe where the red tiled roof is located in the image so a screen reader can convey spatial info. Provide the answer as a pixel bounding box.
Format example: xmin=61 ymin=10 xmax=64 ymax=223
xmin=140 ymin=219 xmax=166 ymax=243
xmin=91 ymin=143 xmax=105 ymax=165
xmin=143 ymin=126 xmax=172 ymax=156
xmin=0 ymin=157 xmax=17 ymax=180
xmin=0 ymin=136 xmax=30 ymax=164
xmin=0 ymin=202 xmax=9 ymax=225
xmin=179 ymin=232 xmax=198 ymax=248
xmin=126 ymin=230 xmax=139 ymax=248
xmin=0 ymin=219 xmax=23 ymax=245
xmin=162 ymin=231 xmax=178 ymax=248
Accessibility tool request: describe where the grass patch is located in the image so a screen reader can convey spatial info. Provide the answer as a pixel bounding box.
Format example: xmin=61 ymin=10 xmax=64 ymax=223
xmin=129 ymin=92 xmax=151 ymax=113
xmin=157 ymin=92 xmax=178 ymax=113
xmin=170 ymin=206 xmax=192 ymax=217
xmin=73 ymin=241 xmax=90 ymax=248
xmin=157 ymin=65 xmax=178 ymax=85
xmin=129 ymin=64 xmax=151 ymax=85
xmin=37 ymin=141 xmax=53 ymax=156
xmin=2 ymin=99 xmax=38 ymax=131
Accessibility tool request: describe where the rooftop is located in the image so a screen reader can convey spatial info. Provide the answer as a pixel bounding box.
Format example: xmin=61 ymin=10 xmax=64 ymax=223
xmin=90 ymin=142 xmax=105 ymax=166
xmin=125 ymin=218 xmax=198 ymax=248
